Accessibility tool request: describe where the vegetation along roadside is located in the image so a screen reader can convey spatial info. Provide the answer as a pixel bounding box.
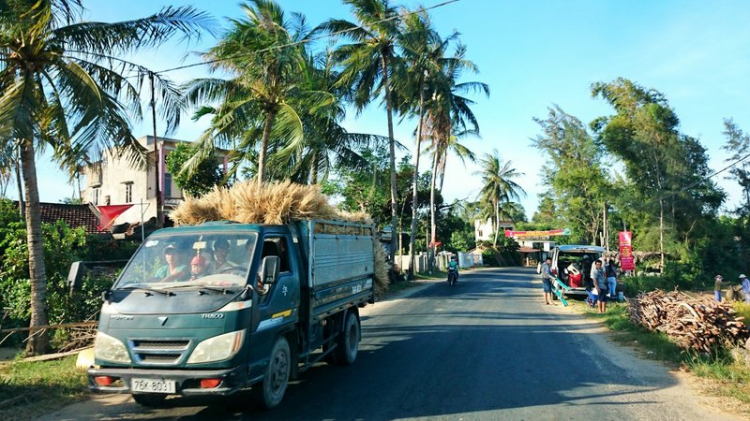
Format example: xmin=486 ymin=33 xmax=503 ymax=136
xmin=567 ymin=299 xmax=750 ymax=418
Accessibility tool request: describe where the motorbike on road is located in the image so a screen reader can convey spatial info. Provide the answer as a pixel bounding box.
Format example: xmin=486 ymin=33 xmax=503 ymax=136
xmin=447 ymin=268 xmax=458 ymax=286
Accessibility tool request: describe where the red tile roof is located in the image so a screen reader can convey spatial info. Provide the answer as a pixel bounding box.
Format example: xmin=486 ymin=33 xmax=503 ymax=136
xmin=36 ymin=202 xmax=108 ymax=234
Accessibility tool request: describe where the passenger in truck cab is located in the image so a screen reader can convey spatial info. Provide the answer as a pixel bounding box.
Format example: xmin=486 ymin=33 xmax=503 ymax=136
xmin=211 ymin=239 xmax=236 ymax=272
xmin=189 ymin=255 xmax=209 ymax=281
xmin=155 ymin=243 xmax=189 ymax=282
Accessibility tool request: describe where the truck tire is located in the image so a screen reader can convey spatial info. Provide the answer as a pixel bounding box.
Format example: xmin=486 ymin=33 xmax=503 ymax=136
xmin=254 ymin=336 xmax=291 ymax=409
xmin=132 ymin=393 xmax=166 ymax=406
xmin=333 ymin=310 xmax=360 ymax=366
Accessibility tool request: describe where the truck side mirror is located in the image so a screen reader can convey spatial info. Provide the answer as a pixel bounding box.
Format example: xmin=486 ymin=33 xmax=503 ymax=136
xmin=67 ymin=261 xmax=85 ymax=296
xmin=259 ymin=256 xmax=280 ymax=285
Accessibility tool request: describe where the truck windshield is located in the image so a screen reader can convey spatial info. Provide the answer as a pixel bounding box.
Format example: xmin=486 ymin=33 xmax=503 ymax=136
xmin=115 ymin=232 xmax=258 ymax=289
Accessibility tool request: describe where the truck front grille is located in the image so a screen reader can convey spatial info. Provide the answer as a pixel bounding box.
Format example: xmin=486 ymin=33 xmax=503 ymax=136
xmin=130 ymin=339 xmax=191 ymax=366
xmin=139 ymin=354 xmax=182 ymax=364
xmin=132 ymin=340 xmax=190 ymax=350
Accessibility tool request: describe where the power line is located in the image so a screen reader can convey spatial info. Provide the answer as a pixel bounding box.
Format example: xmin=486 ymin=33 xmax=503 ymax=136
xmin=154 ymin=0 xmax=462 ymax=75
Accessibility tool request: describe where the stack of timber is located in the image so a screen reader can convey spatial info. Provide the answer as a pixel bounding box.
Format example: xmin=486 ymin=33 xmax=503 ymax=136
xmin=171 ymin=180 xmax=390 ymax=295
xmin=629 ymin=289 xmax=749 ymax=353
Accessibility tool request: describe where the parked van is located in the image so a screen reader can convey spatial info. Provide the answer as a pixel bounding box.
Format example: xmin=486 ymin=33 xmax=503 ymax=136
xmin=550 ymin=245 xmax=605 ymax=296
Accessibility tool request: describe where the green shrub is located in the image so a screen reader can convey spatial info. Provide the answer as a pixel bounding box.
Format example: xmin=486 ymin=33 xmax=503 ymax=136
xmin=0 ymin=199 xmax=137 ymax=350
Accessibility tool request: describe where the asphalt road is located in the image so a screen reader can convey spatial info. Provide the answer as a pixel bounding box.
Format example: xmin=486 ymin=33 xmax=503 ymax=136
xmin=38 ymin=267 xmax=740 ymax=421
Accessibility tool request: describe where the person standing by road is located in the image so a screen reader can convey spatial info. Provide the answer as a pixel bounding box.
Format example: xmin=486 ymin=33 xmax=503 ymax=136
xmin=541 ymin=257 xmax=556 ymax=305
xmin=740 ymin=274 xmax=750 ymax=303
xmin=593 ymin=260 xmax=607 ymax=313
xmin=605 ymin=259 xmax=618 ymax=300
xmin=714 ymin=275 xmax=724 ymax=302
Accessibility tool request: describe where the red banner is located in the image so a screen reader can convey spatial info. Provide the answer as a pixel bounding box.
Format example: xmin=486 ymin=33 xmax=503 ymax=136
xmin=97 ymin=205 xmax=134 ymax=231
xmin=619 ymin=231 xmax=635 ymax=271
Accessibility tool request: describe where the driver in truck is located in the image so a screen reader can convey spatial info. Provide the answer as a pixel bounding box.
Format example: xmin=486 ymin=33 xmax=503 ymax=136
xmin=155 ymin=243 xmax=188 ymax=282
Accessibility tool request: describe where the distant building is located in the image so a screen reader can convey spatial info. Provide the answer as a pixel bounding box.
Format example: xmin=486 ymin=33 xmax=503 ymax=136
xmin=474 ymin=218 xmax=515 ymax=243
xmin=80 ymin=136 xmax=229 ymax=227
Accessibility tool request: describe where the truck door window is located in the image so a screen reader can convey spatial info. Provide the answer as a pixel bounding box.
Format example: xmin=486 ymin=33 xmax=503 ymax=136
xmin=261 ymin=237 xmax=290 ymax=273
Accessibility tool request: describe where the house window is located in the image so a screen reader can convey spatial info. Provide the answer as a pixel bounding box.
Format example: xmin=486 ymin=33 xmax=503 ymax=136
xmin=92 ymin=188 xmax=100 ymax=205
xmin=124 ymin=182 xmax=133 ymax=203
xmin=164 ymin=173 xmax=172 ymax=198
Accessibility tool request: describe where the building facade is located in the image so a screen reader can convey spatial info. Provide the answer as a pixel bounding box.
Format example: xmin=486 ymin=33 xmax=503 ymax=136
xmin=80 ymin=136 xmax=227 ymax=227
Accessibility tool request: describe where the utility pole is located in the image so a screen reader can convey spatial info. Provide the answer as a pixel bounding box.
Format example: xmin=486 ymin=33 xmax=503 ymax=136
xmin=149 ymin=72 xmax=163 ymax=228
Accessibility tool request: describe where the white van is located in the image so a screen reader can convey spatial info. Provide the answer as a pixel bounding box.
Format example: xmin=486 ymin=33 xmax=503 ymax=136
xmin=550 ymin=245 xmax=605 ymax=296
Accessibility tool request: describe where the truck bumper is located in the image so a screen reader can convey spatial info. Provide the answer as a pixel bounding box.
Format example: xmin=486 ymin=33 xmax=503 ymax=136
xmin=87 ymin=365 xmax=248 ymax=396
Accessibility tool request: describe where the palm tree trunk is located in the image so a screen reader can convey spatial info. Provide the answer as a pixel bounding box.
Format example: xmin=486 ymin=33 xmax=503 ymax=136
xmin=438 ymin=152 xmax=446 ymax=192
xmin=20 ymin=140 xmax=49 ymax=355
xmin=382 ymin=53 xmax=398 ymax=265
xmin=258 ymin=110 xmax=277 ymax=185
xmin=15 ymin=147 xmax=24 ymax=217
xmin=310 ymin=150 xmax=318 ymax=185
xmin=409 ymin=90 xmax=425 ymax=278
xmin=493 ymin=199 xmax=499 ymax=247
xmin=429 ymin=144 xmax=439 ymax=271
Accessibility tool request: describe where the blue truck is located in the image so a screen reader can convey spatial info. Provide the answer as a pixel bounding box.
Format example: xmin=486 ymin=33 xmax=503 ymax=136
xmin=75 ymin=219 xmax=376 ymax=408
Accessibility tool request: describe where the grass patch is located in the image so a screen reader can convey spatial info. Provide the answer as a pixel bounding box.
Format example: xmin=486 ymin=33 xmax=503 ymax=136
xmin=568 ymin=300 xmax=684 ymax=363
xmin=0 ymin=355 xmax=89 ymax=421
xmin=734 ymin=301 xmax=750 ymax=322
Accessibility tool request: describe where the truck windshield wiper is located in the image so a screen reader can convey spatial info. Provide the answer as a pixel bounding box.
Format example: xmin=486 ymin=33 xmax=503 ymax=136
xmin=115 ymin=284 xmax=173 ymax=296
xmin=161 ymin=284 xmax=237 ymax=294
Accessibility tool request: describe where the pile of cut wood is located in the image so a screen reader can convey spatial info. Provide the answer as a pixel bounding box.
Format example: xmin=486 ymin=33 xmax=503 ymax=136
xmin=629 ymin=289 xmax=749 ymax=353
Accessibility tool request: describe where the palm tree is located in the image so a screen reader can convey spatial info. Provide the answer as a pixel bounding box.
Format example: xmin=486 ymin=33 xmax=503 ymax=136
xmin=395 ymin=9 xmax=466 ymax=276
xmin=476 ymin=150 xmax=526 ymax=246
xmin=421 ymin=42 xmax=488 ymax=264
xmin=185 ymin=0 xmax=307 ymax=185
xmin=0 ymin=0 xmax=210 ymax=355
xmin=271 ymin=49 xmax=388 ymax=184
xmin=317 ymin=0 xmax=403 ymax=263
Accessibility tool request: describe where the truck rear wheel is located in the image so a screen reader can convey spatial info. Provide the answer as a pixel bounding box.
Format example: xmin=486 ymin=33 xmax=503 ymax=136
xmin=132 ymin=393 xmax=166 ymax=407
xmin=333 ymin=310 xmax=360 ymax=366
xmin=254 ymin=336 xmax=291 ymax=409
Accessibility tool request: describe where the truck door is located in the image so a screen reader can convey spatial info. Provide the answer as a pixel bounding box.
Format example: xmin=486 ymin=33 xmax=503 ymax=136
xmin=257 ymin=236 xmax=300 ymax=323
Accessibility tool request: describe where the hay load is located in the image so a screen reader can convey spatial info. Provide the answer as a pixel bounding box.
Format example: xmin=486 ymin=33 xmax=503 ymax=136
xmin=171 ymin=180 xmax=389 ymax=295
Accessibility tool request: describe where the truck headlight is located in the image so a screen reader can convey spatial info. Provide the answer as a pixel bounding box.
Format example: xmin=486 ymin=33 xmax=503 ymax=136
xmin=187 ymin=330 xmax=245 ymax=364
xmin=94 ymin=331 xmax=131 ymax=364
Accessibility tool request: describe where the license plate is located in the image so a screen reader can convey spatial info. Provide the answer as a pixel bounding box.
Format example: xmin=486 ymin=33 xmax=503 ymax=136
xmin=131 ymin=378 xmax=176 ymax=394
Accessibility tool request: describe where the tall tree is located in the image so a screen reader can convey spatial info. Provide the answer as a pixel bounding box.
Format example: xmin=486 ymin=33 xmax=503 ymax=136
xmin=318 ymin=0 xmax=402 ymax=263
xmin=395 ymin=9 xmax=448 ymax=276
xmin=420 ymin=41 xmax=487 ymax=264
xmin=476 ymin=150 xmax=526 ymax=246
xmin=722 ymin=118 xmax=750 ymax=218
xmin=0 ymin=0 xmax=210 ymax=354
xmin=186 ymin=0 xmax=307 ymax=185
xmin=532 ymin=105 xmax=610 ymax=244
xmin=592 ymin=78 xmax=723 ymax=271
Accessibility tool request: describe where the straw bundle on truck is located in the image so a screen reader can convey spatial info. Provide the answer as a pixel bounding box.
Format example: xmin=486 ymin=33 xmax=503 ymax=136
xmin=170 ymin=180 xmax=390 ymax=295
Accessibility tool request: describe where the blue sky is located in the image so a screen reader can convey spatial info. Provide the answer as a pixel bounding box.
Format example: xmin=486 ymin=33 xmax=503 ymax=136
xmin=20 ymin=0 xmax=750 ymax=217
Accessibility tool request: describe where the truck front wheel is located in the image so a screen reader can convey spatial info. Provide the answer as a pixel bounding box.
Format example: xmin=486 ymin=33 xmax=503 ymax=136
xmin=333 ymin=310 xmax=360 ymax=366
xmin=254 ymin=336 xmax=291 ymax=409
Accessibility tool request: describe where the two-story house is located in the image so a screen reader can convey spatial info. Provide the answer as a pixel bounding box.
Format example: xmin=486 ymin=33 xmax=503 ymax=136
xmin=80 ymin=136 xmax=228 ymax=227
